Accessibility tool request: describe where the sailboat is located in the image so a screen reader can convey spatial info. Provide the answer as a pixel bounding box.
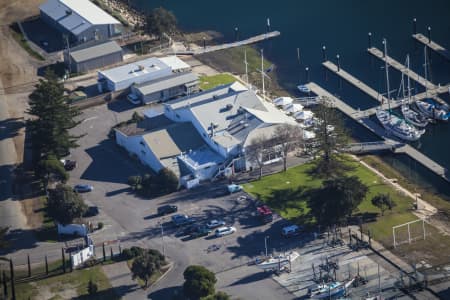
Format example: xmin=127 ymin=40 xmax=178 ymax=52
xmin=308 ymin=278 xmax=355 ymax=299
xmin=415 ymin=46 xmax=450 ymax=121
xmin=376 ymin=39 xmax=425 ymax=141
xmin=255 ymin=251 xmax=299 ymax=271
xmin=400 ymin=55 xmax=428 ymax=127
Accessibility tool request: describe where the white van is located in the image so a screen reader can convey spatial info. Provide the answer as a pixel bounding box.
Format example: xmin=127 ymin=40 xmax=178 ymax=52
xmin=281 ymin=225 xmax=301 ymax=238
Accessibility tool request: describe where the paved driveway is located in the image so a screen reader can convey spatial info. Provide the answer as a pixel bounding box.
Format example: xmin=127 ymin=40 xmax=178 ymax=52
xmin=67 ymin=102 xmax=296 ymax=300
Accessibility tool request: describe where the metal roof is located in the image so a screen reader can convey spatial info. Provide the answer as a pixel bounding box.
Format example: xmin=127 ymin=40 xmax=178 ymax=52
xmin=158 ymin=56 xmax=191 ymax=71
xmin=134 ymin=72 xmax=198 ymax=96
xmin=40 ymin=0 xmax=120 ymax=36
xmin=70 ymin=40 xmax=122 ymax=63
xmin=98 ymin=57 xmax=170 ymax=83
xmin=142 ymin=122 xmax=205 ymax=159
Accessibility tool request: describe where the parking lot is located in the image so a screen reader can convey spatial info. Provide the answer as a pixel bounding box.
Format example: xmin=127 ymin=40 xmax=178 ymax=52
xmin=67 ymin=101 xmax=299 ymax=299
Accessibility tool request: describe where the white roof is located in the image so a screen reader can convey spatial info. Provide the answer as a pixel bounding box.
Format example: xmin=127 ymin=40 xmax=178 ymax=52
xmin=99 ymin=57 xmax=170 ymax=83
xmin=294 ymin=110 xmax=314 ymax=120
xmin=244 ymin=101 xmax=296 ymax=125
xmin=158 ymin=56 xmax=191 ymax=72
xmin=40 ymin=0 xmax=119 ymax=35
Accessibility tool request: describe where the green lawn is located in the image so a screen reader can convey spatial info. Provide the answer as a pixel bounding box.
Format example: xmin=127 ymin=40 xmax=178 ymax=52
xmin=199 ymin=73 xmax=237 ymax=91
xmin=243 ymin=158 xmax=418 ymax=243
xmin=15 ymin=265 xmax=118 ymax=300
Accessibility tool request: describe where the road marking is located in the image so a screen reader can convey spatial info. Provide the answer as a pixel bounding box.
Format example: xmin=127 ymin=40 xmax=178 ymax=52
xmin=82 ymin=116 xmax=98 ymax=123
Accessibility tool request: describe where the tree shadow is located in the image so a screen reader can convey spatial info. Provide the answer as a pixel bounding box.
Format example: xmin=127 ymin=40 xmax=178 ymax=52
xmin=229 ymin=271 xmax=272 ymax=286
xmin=73 ymin=284 xmax=138 ymax=299
xmin=148 ymin=285 xmax=182 ymax=300
xmin=306 ymin=155 xmax=355 ymax=180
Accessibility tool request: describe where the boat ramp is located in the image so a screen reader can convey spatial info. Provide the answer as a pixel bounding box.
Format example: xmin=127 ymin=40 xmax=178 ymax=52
xmin=305 ymin=82 xmax=449 ymax=182
xmin=412 ymin=33 xmax=450 ymax=62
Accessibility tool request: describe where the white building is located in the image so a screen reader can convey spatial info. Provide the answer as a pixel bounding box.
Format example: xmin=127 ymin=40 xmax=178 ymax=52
xmin=40 ymin=0 xmax=121 ymax=44
xmin=97 ymin=56 xmax=192 ymax=93
xmin=115 ymin=82 xmax=298 ymax=183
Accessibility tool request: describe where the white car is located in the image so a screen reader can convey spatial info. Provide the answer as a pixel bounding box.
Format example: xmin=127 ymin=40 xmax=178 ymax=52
xmin=206 ymin=219 xmax=226 ymax=229
xmin=215 ymin=226 xmax=236 ymax=237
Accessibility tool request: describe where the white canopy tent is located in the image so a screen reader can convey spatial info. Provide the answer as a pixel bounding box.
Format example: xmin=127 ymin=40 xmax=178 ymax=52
xmin=273 ymin=96 xmax=293 ymax=107
xmin=294 ymin=110 xmax=314 ymax=121
xmin=284 ymin=103 xmax=304 ymax=114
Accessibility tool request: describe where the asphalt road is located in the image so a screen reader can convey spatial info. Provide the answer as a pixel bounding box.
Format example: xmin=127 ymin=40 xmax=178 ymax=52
xmin=65 ymin=101 xmax=297 ymax=300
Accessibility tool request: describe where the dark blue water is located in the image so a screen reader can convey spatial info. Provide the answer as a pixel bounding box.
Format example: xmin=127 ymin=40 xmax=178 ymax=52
xmin=133 ymin=0 xmax=450 ymax=195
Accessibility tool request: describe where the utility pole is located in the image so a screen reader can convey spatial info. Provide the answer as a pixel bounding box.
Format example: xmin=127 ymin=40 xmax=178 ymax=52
xmin=264 ymin=236 xmax=269 ymax=257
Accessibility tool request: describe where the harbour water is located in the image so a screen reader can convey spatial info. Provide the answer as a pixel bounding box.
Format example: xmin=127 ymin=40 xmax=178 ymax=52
xmin=132 ymin=0 xmax=450 ymax=195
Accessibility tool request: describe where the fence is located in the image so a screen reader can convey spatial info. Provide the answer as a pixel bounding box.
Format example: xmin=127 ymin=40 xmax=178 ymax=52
xmin=0 ymin=243 xmax=123 ymax=299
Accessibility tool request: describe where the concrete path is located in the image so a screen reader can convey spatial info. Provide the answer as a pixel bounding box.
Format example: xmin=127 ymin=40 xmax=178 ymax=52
xmin=102 ymin=261 xmax=147 ymax=299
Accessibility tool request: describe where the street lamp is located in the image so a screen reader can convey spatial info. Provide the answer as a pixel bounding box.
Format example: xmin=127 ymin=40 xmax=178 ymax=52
xmin=159 ymin=220 xmax=165 ymax=256
xmin=264 ymin=236 xmax=269 ymax=257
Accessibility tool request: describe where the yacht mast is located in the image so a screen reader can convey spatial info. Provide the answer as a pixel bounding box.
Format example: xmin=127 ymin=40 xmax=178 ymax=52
xmin=406 ymin=54 xmax=412 ymax=104
xmin=383 ymin=38 xmax=391 ymax=114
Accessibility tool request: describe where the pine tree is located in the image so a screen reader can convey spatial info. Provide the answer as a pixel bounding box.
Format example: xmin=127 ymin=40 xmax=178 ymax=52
xmin=27 ymin=70 xmax=82 ymax=161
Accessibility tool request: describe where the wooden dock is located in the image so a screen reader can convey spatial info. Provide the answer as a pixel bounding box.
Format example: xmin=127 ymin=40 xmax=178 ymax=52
xmin=323 ymin=60 xmax=389 ymax=104
xmin=305 ymin=82 xmax=449 ymax=182
xmin=191 ymin=31 xmax=280 ymax=55
xmin=367 ymin=47 xmax=436 ymax=90
xmin=412 ymin=33 xmax=450 ymax=62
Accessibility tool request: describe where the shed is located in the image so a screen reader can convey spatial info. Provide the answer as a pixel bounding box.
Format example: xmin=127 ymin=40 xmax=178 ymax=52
xmin=64 ymin=40 xmax=123 ymax=73
xmin=131 ymin=72 xmax=199 ymax=104
xmin=40 ymin=0 xmax=121 ymax=44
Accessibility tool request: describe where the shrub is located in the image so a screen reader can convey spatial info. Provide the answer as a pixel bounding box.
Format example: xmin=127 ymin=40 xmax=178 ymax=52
xmin=87 ymin=279 xmax=98 ymax=295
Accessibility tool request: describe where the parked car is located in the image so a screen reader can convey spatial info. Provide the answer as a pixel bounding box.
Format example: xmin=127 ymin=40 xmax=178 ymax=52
xmin=190 ymin=226 xmax=212 ymax=238
xmin=227 ymin=184 xmax=243 ymax=194
xmin=83 ymin=206 xmax=99 ymax=217
xmin=281 ymin=225 xmax=303 ymax=238
xmin=215 ymin=226 xmax=236 ymax=237
xmin=73 ymin=184 xmax=94 ymax=193
xmin=157 ymin=205 xmax=178 ymax=216
xmin=60 ymin=159 xmax=77 ymax=171
xmin=171 ymin=214 xmax=195 ymax=227
xmin=206 ymin=219 xmax=226 ymax=229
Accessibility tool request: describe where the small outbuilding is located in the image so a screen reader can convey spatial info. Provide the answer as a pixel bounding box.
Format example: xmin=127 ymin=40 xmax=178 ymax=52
xmin=64 ymin=40 xmax=123 ymax=73
xmin=130 ymin=72 xmax=199 ymax=104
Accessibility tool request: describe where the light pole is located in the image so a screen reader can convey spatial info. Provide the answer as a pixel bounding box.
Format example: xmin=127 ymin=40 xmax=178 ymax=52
xmin=159 ymin=221 xmax=165 ymax=256
xmin=264 ymin=236 xmax=269 ymax=257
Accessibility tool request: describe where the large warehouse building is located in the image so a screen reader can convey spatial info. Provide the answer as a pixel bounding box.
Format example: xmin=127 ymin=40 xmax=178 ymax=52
xmin=64 ymin=40 xmax=123 ymax=73
xmin=40 ymin=0 xmax=121 ymax=44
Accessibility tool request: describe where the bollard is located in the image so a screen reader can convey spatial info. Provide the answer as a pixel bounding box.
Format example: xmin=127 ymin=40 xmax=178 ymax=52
xmin=413 ymin=18 xmax=417 ymax=35
xmin=27 ymin=254 xmax=31 ymax=277
xmin=45 ymin=256 xmax=49 ymax=275
xmin=368 ymin=32 xmax=372 ymax=48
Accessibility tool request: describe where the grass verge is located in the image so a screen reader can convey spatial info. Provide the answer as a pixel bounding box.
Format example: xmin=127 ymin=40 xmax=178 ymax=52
xmin=9 ymin=23 xmax=45 ymax=61
xmin=14 ymin=265 xmax=117 ymax=300
xmin=199 ymin=73 xmax=236 ymax=90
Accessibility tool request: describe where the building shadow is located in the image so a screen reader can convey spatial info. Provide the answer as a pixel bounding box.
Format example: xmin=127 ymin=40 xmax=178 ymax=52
xmin=73 ymin=284 xmax=139 ymax=299
xmin=229 ymin=271 xmax=271 ymax=286
xmin=0 ymin=117 xmax=24 ymax=142
xmin=20 ymin=16 xmax=64 ymax=53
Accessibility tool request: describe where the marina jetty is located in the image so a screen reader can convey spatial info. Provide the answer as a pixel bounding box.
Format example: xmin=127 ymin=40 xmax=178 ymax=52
xmin=412 ymin=33 xmax=450 ymax=62
xmin=305 ymin=82 xmax=449 ymax=183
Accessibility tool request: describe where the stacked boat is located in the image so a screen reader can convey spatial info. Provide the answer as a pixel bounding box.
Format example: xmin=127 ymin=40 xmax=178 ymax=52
xmin=255 ymin=251 xmax=300 ymax=271
xmin=308 ymin=278 xmax=355 ymax=299
xmin=415 ymin=99 xmax=449 ymax=122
